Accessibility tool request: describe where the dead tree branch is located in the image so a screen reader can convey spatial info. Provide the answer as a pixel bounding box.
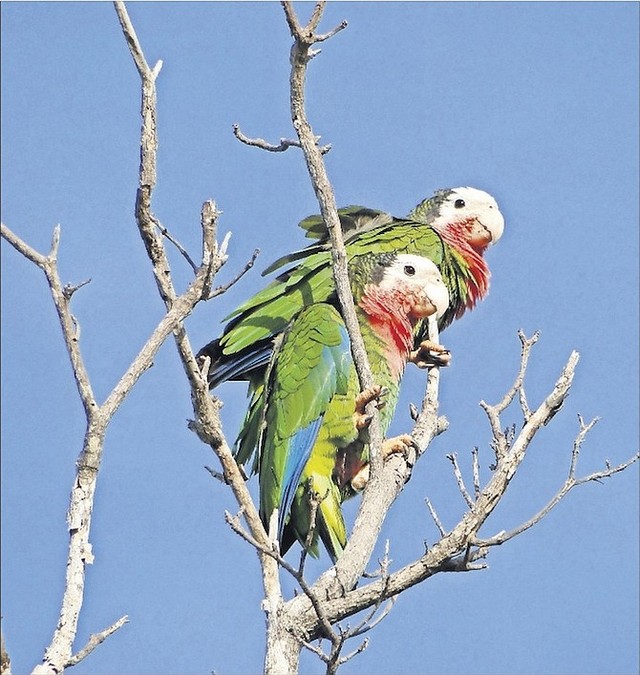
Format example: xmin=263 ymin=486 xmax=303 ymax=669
xmin=65 ymin=616 xmax=130 ymax=667
xmin=471 ymin=417 xmax=639 ymax=548
xmin=232 ymin=123 xmax=332 ymax=155
xmin=262 ymin=5 xmax=448 ymax=670
xmin=447 ymin=453 xmax=475 ymax=508
xmin=208 ymin=245 xmax=259 ymax=300
xmin=3 ymin=202 xmax=222 ymax=673
xmin=1 ymin=630 xmax=11 ymax=675
xmin=1 ymin=3 xmax=263 ymax=671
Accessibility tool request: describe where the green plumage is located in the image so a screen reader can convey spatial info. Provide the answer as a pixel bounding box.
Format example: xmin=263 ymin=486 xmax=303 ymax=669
xmin=196 ymin=188 xmax=502 ymax=556
xmin=259 ymin=303 xmax=359 ymax=559
xmin=256 ymin=252 xmax=448 ymax=560
xmin=221 ymin=208 xmax=462 ymax=468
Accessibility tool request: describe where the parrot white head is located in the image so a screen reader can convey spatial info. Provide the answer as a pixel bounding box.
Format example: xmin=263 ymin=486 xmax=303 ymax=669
xmin=436 ymin=186 xmax=505 ymax=247
xmin=378 ymin=253 xmax=450 ymax=320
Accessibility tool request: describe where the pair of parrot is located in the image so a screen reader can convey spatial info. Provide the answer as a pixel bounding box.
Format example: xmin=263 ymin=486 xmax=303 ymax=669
xmin=198 ymin=186 xmax=504 ymax=561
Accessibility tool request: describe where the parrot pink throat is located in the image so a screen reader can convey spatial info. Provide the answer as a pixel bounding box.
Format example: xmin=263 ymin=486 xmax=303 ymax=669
xmin=438 ymin=217 xmax=491 ymax=314
xmin=357 ymin=285 xmax=422 ymax=380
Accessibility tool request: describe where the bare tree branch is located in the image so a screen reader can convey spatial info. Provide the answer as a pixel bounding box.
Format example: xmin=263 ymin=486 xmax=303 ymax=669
xmin=4 ymin=4 xmax=636 ymax=674
xmin=425 ymin=498 xmax=447 ymax=538
xmin=224 ymin=511 xmax=339 ymax=647
xmin=480 ymin=330 xmax=539 ymax=461
xmin=447 ymin=453 xmax=475 ymax=508
xmin=157 ymin=221 xmax=199 ymax=272
xmin=2 ymin=206 xmax=236 ymax=674
xmin=232 ymin=123 xmax=332 ymax=155
xmin=112 ymin=9 xmax=296 ymax=675
xmin=65 ymin=616 xmax=129 ymax=667
xmin=287 ymin=341 xmax=602 ymax=637
xmin=1 ymin=223 xmax=97 ymax=418
xmin=264 ymin=9 xmax=452 ymax=667
xmin=471 ymin=447 xmax=481 ymax=499
xmin=1 ymin=5 xmax=259 ymax=672
xmin=3 ymin=206 xmax=228 ymax=675
xmin=472 ymin=417 xmax=640 ymax=548
xmin=208 ymin=246 xmax=259 ymax=300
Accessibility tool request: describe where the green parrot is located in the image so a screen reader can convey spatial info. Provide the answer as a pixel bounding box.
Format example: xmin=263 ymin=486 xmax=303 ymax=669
xmin=258 ymin=252 xmax=450 ymax=560
xmin=198 ymin=186 xmax=504 ymax=468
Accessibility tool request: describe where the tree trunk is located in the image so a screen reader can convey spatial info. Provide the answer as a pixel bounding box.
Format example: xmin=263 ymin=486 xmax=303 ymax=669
xmin=263 ymin=601 xmax=300 ymax=675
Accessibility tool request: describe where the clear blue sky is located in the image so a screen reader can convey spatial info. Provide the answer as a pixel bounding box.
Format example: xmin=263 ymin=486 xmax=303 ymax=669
xmin=2 ymin=3 xmax=638 ymax=674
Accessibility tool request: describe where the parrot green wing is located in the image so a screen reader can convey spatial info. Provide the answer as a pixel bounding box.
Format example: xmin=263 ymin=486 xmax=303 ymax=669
xmin=219 ymin=220 xmax=453 ymax=360
xmin=259 ymin=303 xmax=356 ymax=553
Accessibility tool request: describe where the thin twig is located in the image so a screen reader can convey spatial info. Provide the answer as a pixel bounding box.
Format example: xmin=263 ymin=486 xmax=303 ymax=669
xmin=208 ymin=247 xmax=260 ymax=300
xmin=300 ymin=638 xmax=330 ymax=663
xmin=224 ymin=511 xmax=338 ymax=643
xmin=2 ymin=223 xmax=97 ymax=417
xmin=232 ymin=123 xmax=332 ymax=155
xmin=471 ymin=447 xmax=481 ymax=498
xmin=233 ymin=123 xmax=301 ymax=151
xmin=65 ymin=616 xmax=129 ymax=667
xmin=473 ymin=416 xmax=638 ymax=548
xmin=480 ymin=331 xmax=539 ymax=461
xmin=446 ymin=453 xmax=475 ymax=508
xmin=497 ymin=329 xmax=539 ymax=414
xmin=63 ymin=278 xmax=92 ymax=300
xmin=157 ymin=222 xmax=198 ymax=272
xmin=348 ymin=598 xmax=395 ymax=638
xmin=331 ymin=637 xmax=368 ymax=673
xmin=425 ymin=498 xmax=447 ymax=538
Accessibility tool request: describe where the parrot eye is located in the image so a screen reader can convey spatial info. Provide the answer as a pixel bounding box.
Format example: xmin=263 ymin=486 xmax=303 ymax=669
xmin=403 ymin=265 xmax=416 ymax=276
xmin=454 ymin=198 xmax=466 ymax=209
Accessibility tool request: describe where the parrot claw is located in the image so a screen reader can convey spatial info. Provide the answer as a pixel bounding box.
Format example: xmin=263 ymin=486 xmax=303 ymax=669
xmin=410 ymin=340 xmax=451 ymax=369
xmin=353 ymin=384 xmax=388 ymax=430
xmin=350 ymin=434 xmax=418 ymax=491
xmin=382 ymin=433 xmax=417 ymax=460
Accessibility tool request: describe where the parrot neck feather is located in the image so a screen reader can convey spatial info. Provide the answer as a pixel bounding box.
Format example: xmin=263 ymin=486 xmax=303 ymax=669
xmin=357 ymin=289 xmax=414 ymax=381
xmin=437 ymin=219 xmax=490 ymax=311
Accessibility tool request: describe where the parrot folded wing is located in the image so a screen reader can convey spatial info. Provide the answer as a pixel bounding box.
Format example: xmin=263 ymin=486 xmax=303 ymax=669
xmin=259 ymin=304 xmax=353 ymax=542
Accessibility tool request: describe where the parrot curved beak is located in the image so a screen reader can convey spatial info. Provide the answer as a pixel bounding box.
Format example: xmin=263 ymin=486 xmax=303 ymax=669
xmin=467 ymin=208 xmax=505 ymax=249
xmin=482 ymin=207 xmax=505 ymax=245
xmin=420 ymin=281 xmax=450 ymax=320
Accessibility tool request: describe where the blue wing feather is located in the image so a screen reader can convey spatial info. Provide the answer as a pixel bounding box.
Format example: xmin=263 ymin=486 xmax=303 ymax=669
xmin=277 ymin=415 xmax=324 ymax=540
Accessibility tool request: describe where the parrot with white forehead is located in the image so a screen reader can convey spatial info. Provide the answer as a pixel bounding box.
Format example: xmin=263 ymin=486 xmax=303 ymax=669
xmin=258 ymin=252 xmax=450 ymax=560
xmin=198 ymin=186 xmax=505 ymax=470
